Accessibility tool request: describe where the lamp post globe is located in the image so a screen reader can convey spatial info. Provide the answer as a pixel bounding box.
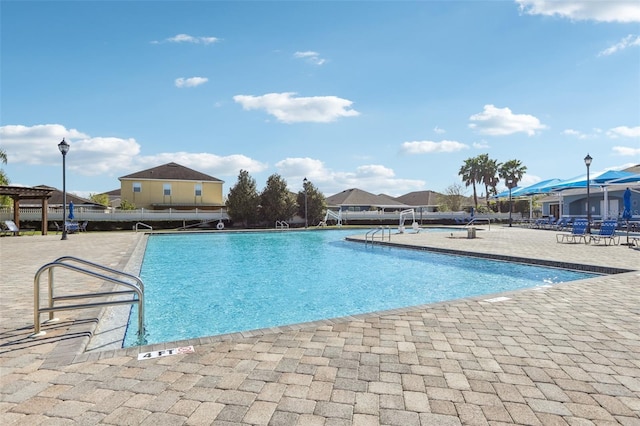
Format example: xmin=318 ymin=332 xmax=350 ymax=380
xmin=303 ymin=177 xmax=308 ymax=229
xmin=58 ymin=139 xmax=70 ymax=240
xmin=584 ymin=154 xmax=592 ymax=234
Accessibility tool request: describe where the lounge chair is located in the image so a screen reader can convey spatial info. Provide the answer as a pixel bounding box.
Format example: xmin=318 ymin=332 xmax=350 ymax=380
xmin=589 ymin=220 xmax=619 ymax=246
xmin=3 ymin=220 xmax=35 ymax=236
xmin=553 ymin=217 xmax=571 ymax=231
xmin=556 ymin=219 xmax=588 ymax=244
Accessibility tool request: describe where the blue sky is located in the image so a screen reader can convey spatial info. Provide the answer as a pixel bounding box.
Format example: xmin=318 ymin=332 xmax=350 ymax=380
xmin=1 ymin=0 xmax=639 ymax=199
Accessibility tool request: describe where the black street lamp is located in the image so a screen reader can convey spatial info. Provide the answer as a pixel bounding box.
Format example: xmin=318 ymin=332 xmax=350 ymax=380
xmin=303 ymin=177 xmax=308 ymax=229
xmin=506 ymin=178 xmax=516 ymax=227
xmin=584 ymin=153 xmax=592 ymax=234
xmin=58 ymin=138 xmax=70 ymax=240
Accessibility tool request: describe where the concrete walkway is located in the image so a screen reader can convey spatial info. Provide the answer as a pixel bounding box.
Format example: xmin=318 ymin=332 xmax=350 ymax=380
xmin=1 ymin=226 xmax=639 ymax=425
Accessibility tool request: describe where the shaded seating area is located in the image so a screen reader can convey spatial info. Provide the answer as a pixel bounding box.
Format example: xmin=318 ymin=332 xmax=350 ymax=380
xmin=590 ymin=220 xmax=620 ymax=246
xmin=0 ymin=185 xmax=54 ymax=235
xmin=556 ymin=219 xmax=588 ymax=244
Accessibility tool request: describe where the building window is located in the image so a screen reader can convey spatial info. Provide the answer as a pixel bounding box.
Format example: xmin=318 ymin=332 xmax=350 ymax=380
xmin=195 ymin=184 xmax=202 ymax=197
xmin=133 ymin=182 xmax=142 ymax=193
xmin=163 ymin=183 xmax=171 ymax=196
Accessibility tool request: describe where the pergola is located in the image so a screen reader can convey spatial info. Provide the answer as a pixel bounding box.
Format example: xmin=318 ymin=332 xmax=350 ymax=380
xmin=0 ymin=185 xmax=54 ymax=235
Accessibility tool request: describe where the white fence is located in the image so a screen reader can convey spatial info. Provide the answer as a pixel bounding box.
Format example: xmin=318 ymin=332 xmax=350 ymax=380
xmin=0 ymin=207 xmax=229 ymax=222
xmin=1 ymin=207 xmax=516 ymax=224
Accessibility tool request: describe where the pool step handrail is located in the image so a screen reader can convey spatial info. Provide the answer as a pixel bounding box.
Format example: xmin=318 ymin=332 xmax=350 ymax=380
xmin=365 ymin=226 xmax=391 ymax=245
xmin=275 ymin=220 xmax=289 ymax=230
xmin=465 ymin=217 xmax=491 ymax=230
xmin=33 ymin=256 xmax=145 ymax=340
xmin=135 ymin=222 xmax=153 ymax=232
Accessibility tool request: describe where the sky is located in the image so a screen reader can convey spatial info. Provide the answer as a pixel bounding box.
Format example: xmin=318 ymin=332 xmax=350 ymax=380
xmin=1 ymin=0 xmax=639 ymax=200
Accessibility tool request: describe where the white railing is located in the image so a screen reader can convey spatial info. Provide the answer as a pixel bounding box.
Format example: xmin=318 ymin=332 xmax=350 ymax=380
xmin=1 ymin=207 xmax=517 ymax=224
xmin=0 ymin=207 xmax=229 ymax=222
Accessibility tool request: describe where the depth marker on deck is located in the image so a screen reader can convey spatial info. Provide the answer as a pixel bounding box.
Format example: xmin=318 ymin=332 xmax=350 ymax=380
xmin=138 ymin=345 xmax=194 ymax=360
xmin=483 ymin=296 xmax=511 ymax=303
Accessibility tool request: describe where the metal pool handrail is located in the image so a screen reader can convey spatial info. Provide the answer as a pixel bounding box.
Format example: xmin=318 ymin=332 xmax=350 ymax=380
xmin=365 ymin=226 xmax=391 ymax=245
xmin=135 ymin=222 xmax=153 ymax=232
xmin=33 ymin=256 xmax=145 ymax=339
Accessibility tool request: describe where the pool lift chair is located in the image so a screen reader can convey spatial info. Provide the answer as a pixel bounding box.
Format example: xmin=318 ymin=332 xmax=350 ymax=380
xmin=398 ymin=209 xmax=420 ymax=233
xmin=319 ymin=210 xmax=342 ymax=227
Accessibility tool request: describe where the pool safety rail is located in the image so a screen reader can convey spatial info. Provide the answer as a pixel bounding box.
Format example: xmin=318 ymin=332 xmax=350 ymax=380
xmin=465 ymin=217 xmax=491 ymax=230
xmin=135 ymin=222 xmax=153 ymax=232
xmin=33 ymin=256 xmax=145 ymax=339
xmin=365 ymin=226 xmax=391 ymax=245
xmin=275 ymin=220 xmax=289 ymax=230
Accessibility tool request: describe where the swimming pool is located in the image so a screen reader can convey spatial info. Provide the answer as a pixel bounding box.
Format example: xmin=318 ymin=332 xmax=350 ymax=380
xmin=124 ymin=229 xmax=596 ymax=347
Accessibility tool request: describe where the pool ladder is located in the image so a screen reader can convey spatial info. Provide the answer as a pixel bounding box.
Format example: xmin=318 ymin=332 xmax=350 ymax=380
xmin=365 ymin=226 xmax=391 ymax=246
xmin=33 ymin=256 xmax=145 ymax=340
xmin=275 ymin=220 xmax=289 ymax=230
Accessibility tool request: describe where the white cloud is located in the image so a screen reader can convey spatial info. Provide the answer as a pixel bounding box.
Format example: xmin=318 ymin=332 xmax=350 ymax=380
xmin=612 ymin=146 xmax=640 ymax=156
xmin=599 ymin=34 xmax=640 ymax=56
xmin=161 ymin=34 xmax=220 ymax=44
xmin=233 ymin=92 xmax=360 ymax=123
xmin=134 ymin=152 xmax=268 ymax=176
xmin=516 ymin=0 xmax=640 ymax=23
xmin=562 ymin=128 xmax=589 ymax=139
xmin=400 ymin=140 xmax=469 ymax=154
xmin=0 ymin=124 xmax=267 ymax=178
xmin=469 ymin=104 xmax=547 ymax=136
xmin=607 ymin=126 xmax=640 ymax=138
xmin=175 ymin=77 xmax=208 ymax=88
xmin=433 ymin=126 xmax=446 ymax=134
xmin=275 ymin=157 xmax=424 ymax=197
xmin=472 ymin=141 xmax=490 ymax=149
xmin=294 ymin=51 xmax=326 ymax=65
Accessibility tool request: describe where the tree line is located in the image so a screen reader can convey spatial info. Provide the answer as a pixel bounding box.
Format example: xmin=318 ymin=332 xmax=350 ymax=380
xmin=226 ymin=170 xmax=326 ymax=227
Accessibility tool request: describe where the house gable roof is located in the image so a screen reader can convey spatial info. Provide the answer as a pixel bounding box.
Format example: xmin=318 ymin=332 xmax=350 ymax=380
xmin=326 ymin=188 xmax=407 ymax=207
xmin=119 ymin=162 xmax=223 ymax=182
xmin=394 ymin=190 xmax=441 ymax=206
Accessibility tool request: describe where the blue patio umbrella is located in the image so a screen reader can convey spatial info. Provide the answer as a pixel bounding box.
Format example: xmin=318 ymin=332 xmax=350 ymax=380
xmin=622 ymin=187 xmax=632 ymax=220
xmin=622 ymin=187 xmax=632 ymax=246
xmin=68 ymin=201 xmax=75 ymax=220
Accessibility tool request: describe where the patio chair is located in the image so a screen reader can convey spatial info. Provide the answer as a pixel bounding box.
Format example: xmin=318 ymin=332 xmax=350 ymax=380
xmin=78 ymin=221 xmax=88 ymax=232
xmin=51 ymin=222 xmax=63 ymax=234
xmin=589 ymin=220 xmax=620 ymax=246
xmin=3 ymin=220 xmax=35 ymax=236
xmin=556 ymin=219 xmax=588 ymax=244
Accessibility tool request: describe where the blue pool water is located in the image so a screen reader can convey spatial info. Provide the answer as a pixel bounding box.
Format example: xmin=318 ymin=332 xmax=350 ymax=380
xmin=124 ymin=229 xmax=596 ymax=347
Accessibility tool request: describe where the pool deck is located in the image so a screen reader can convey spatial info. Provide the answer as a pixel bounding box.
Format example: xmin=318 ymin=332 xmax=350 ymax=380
xmin=1 ymin=226 xmax=639 ymax=425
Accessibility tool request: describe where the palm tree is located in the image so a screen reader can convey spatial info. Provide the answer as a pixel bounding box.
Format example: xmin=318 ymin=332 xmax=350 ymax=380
xmin=459 ymin=157 xmax=481 ymax=209
xmin=0 ymin=148 xmax=8 ymax=186
xmin=477 ymin=154 xmax=499 ymax=208
xmin=498 ymin=159 xmax=527 ymax=187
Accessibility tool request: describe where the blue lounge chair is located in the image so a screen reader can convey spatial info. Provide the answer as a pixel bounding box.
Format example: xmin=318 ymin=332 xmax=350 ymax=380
xmin=556 ymin=219 xmax=588 ymax=244
xmin=589 ymin=220 xmax=619 ymax=246
xmin=553 ymin=217 xmax=571 ymax=231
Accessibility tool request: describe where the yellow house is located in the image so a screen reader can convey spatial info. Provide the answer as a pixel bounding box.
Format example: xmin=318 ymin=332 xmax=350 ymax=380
xmin=119 ymin=162 xmax=224 ymax=210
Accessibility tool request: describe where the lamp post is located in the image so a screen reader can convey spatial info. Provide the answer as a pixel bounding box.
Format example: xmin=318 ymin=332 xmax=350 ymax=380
xmin=506 ymin=178 xmax=516 ymax=227
xmin=58 ymin=138 xmax=70 ymax=240
xmin=303 ymin=177 xmax=308 ymax=229
xmin=584 ymin=153 xmax=592 ymax=234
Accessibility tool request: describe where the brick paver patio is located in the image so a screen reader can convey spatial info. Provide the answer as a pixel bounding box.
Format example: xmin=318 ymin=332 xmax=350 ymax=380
xmin=1 ymin=226 xmax=639 ymax=425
